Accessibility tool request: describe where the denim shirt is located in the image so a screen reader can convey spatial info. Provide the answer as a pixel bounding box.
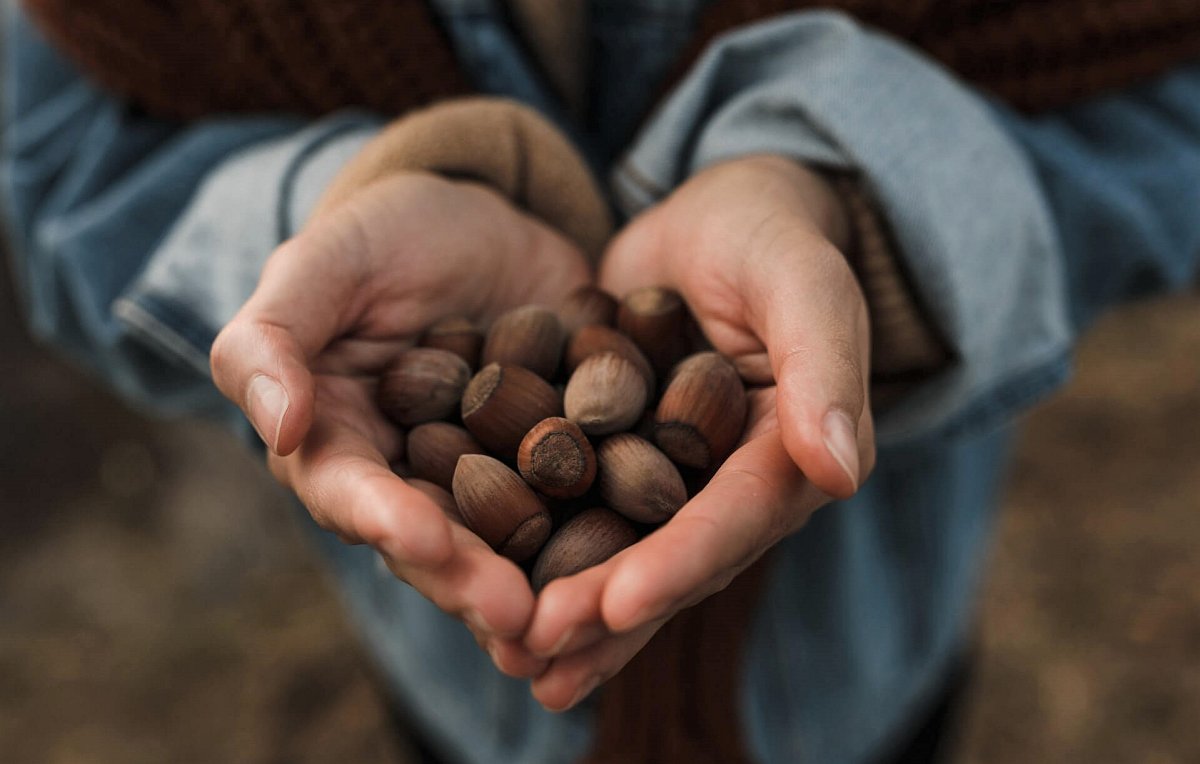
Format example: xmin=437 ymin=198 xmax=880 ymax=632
xmin=5 ymin=1 xmax=1200 ymax=762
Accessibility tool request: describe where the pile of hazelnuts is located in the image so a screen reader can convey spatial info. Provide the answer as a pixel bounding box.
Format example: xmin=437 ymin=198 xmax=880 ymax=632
xmin=378 ymin=286 xmax=748 ymax=590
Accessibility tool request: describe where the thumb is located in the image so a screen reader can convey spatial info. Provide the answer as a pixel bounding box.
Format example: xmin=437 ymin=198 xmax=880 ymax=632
xmin=750 ymin=232 xmax=873 ymax=499
xmin=211 ymin=214 xmax=367 ymax=455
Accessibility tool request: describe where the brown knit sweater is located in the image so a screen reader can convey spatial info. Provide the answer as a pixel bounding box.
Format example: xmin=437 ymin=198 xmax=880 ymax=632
xmin=24 ymin=0 xmax=1200 ymax=120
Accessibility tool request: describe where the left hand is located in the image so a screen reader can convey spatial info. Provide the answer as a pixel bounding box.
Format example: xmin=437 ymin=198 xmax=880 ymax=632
xmin=521 ymin=155 xmax=877 ymax=710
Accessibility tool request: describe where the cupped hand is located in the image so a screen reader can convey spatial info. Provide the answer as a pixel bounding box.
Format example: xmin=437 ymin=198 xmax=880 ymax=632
xmin=524 ymin=155 xmax=876 ymax=710
xmin=212 ymin=172 xmax=590 ymax=674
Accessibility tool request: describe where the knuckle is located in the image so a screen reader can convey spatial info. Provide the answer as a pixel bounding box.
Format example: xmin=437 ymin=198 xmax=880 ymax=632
xmin=208 ymin=322 xmax=247 ymax=390
xmin=352 ymin=502 xmax=392 ymax=550
xmin=261 ymin=236 xmax=306 ymax=278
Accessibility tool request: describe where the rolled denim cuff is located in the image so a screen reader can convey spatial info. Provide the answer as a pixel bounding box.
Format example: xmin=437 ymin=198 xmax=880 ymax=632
xmin=115 ymin=115 xmax=380 ymax=381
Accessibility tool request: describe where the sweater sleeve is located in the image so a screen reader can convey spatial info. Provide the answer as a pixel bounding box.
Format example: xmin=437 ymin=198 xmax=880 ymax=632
xmin=1 ymin=3 xmax=380 ymax=420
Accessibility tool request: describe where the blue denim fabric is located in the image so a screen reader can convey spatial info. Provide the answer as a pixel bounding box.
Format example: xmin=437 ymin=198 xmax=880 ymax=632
xmin=5 ymin=1 xmax=1200 ymax=762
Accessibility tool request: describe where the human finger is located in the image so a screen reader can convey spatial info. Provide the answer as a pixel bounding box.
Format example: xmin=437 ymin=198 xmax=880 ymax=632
xmin=598 ymin=431 xmax=821 ymax=634
xmin=530 ymin=620 xmax=663 ymax=712
xmin=742 ymin=229 xmax=874 ymax=499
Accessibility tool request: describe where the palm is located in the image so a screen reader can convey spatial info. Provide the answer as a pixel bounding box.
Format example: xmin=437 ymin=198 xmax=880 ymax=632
xmin=214 ymin=172 xmax=592 ymax=655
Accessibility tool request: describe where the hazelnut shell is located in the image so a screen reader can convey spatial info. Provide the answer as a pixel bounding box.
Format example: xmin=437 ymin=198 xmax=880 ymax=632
xmin=452 ymin=454 xmax=551 ymax=561
xmin=564 ymin=324 xmax=655 ymax=398
xmin=377 ymin=348 xmax=471 ymax=426
xmin=407 ymin=422 xmax=485 ymax=491
xmin=531 ymin=507 xmax=638 ymax=591
xmin=558 ymin=286 xmax=618 ymax=335
xmin=420 ymin=316 xmax=484 ymax=369
xmin=461 ymin=363 xmax=563 ymax=460
xmin=596 ymin=433 xmax=687 ymax=524
xmin=517 ymin=417 xmax=596 ymax=499
xmin=654 ymin=352 xmax=747 ymax=470
xmin=563 ymin=352 xmax=648 ymax=436
xmin=481 ymin=305 xmax=564 ymax=380
xmin=617 ymin=286 xmax=689 ymax=377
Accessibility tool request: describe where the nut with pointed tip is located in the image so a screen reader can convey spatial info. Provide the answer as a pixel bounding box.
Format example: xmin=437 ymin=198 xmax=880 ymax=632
xmin=655 ymin=352 xmax=747 ymax=470
xmin=420 ymin=316 xmax=483 ymax=369
xmin=461 ymin=363 xmax=563 ymax=460
xmin=596 ymin=433 xmax=687 ymax=523
xmin=481 ymin=305 xmax=564 ymax=380
xmin=453 ymin=454 xmax=552 ymax=561
xmin=518 ymin=417 xmax=596 ymax=499
xmin=617 ymin=286 xmax=689 ymax=377
xmin=407 ymin=422 xmax=485 ymax=491
xmin=377 ymin=348 xmax=471 ymax=426
xmin=564 ymin=353 xmax=648 ymax=436
xmin=407 ymin=478 xmax=465 ymax=525
xmin=558 ymin=285 xmax=618 ymax=335
xmin=564 ymin=324 xmax=655 ymax=397
xmin=531 ymin=507 xmax=638 ymax=591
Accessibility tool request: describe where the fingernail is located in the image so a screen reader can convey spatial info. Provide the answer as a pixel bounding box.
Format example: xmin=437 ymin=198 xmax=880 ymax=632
xmin=822 ymin=409 xmax=860 ymax=491
xmin=564 ymin=677 xmax=602 ymax=711
xmin=540 ymin=627 xmax=575 ymax=658
xmin=247 ymin=374 xmax=289 ymax=451
xmin=465 ymin=609 xmax=494 ymax=636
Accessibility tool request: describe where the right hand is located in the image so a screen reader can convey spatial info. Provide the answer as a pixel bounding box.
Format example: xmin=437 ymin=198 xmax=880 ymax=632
xmin=211 ymin=172 xmax=591 ymax=676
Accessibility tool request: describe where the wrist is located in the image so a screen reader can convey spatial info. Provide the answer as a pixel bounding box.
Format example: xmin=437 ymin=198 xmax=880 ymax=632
xmin=698 ymin=154 xmax=852 ymax=252
xmin=757 ymin=155 xmax=851 ymax=252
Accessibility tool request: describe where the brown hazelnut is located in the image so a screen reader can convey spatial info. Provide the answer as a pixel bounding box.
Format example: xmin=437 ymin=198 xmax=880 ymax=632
xmin=558 ymin=285 xmax=618 ymax=335
xmin=517 ymin=417 xmax=596 ymax=499
xmin=655 ymin=352 xmax=747 ymax=470
xmin=596 ymin=433 xmax=687 ymax=523
xmin=563 ymin=352 xmax=648 ymax=436
xmin=564 ymin=324 xmax=655 ymax=397
xmin=407 ymin=422 xmax=485 ymax=491
xmin=481 ymin=305 xmax=564 ymax=380
xmin=530 ymin=507 xmax=638 ymax=591
xmin=420 ymin=316 xmax=483 ymax=369
xmin=407 ymin=478 xmax=465 ymax=525
xmin=377 ymin=348 xmax=471 ymax=426
xmin=617 ymin=286 xmax=689 ymax=377
xmin=453 ymin=454 xmax=552 ymax=561
xmin=461 ymin=363 xmax=562 ymax=460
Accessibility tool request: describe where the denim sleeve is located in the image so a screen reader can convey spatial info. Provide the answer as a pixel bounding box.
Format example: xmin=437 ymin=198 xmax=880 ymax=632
xmin=991 ymin=63 xmax=1200 ymax=332
xmin=1 ymin=3 xmax=378 ymax=420
xmin=612 ymin=11 xmax=1073 ymax=445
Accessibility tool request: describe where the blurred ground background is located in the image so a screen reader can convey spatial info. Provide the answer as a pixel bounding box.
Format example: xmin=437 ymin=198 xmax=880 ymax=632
xmin=0 ymin=242 xmax=1197 ymax=763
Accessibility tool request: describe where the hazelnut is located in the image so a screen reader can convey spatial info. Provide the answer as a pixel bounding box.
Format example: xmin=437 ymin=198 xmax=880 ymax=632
xmin=563 ymin=352 xmax=647 ymax=436
xmin=407 ymin=422 xmax=485 ymax=491
xmin=564 ymin=324 xmax=655 ymax=397
xmin=558 ymin=285 xmax=618 ymax=335
xmin=617 ymin=286 xmax=689 ymax=377
xmin=531 ymin=507 xmax=638 ymax=591
xmin=420 ymin=316 xmax=483 ymax=369
xmin=596 ymin=433 xmax=687 ymax=523
xmin=453 ymin=454 xmax=552 ymax=561
xmin=655 ymin=352 xmax=747 ymax=470
xmin=481 ymin=305 xmax=564 ymax=380
xmin=517 ymin=417 xmax=596 ymax=499
xmin=377 ymin=348 xmax=471 ymax=426
xmin=461 ymin=363 xmax=562 ymax=460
